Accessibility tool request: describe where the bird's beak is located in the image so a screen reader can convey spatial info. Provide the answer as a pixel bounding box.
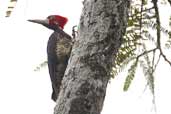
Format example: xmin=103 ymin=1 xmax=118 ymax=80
xmin=28 ymin=19 xmax=49 ymax=26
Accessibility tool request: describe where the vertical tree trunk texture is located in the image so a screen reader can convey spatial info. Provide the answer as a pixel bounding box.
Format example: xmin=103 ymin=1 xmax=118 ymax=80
xmin=54 ymin=0 xmax=129 ymax=114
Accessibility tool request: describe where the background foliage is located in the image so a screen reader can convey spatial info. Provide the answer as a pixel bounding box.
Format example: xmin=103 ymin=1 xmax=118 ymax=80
xmin=113 ymin=0 xmax=171 ymax=105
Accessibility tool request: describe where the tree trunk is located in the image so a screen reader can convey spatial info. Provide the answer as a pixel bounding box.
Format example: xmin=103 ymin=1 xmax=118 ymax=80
xmin=54 ymin=0 xmax=129 ymax=114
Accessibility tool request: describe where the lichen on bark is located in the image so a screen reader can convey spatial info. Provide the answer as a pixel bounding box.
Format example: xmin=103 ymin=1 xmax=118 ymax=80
xmin=54 ymin=0 xmax=130 ymax=114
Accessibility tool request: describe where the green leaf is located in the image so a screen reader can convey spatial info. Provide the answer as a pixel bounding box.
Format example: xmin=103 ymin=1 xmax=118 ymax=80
xmin=123 ymin=59 xmax=138 ymax=91
xmin=128 ymin=19 xmax=134 ymax=27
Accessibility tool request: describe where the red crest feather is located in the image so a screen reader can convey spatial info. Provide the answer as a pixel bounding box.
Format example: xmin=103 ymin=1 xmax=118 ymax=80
xmin=49 ymin=15 xmax=68 ymax=29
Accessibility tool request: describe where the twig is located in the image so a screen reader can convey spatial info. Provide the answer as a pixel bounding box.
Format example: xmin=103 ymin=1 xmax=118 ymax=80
xmin=153 ymin=53 xmax=161 ymax=71
xmin=152 ymin=0 xmax=161 ymax=48
xmin=137 ymin=48 xmax=157 ymax=59
xmin=160 ymin=51 xmax=171 ymax=66
xmin=153 ymin=0 xmax=171 ymax=66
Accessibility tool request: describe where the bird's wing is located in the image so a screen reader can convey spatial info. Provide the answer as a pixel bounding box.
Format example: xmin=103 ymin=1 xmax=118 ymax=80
xmin=47 ymin=31 xmax=72 ymax=102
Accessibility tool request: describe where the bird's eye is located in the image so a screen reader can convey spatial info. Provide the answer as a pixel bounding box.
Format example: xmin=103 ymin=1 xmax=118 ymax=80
xmin=48 ymin=16 xmax=55 ymax=20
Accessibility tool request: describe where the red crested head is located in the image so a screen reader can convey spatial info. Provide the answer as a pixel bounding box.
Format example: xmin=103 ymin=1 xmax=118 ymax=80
xmin=28 ymin=15 xmax=68 ymax=30
xmin=47 ymin=15 xmax=68 ymax=29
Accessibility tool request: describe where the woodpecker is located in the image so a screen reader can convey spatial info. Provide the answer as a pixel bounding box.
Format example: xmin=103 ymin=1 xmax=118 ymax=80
xmin=28 ymin=15 xmax=72 ymax=102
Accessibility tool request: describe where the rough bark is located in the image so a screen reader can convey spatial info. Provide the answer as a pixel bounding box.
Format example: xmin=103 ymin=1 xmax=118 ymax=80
xmin=54 ymin=0 xmax=129 ymax=114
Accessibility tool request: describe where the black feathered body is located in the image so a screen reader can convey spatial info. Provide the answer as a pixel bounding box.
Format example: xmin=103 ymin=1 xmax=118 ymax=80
xmin=47 ymin=28 xmax=72 ymax=101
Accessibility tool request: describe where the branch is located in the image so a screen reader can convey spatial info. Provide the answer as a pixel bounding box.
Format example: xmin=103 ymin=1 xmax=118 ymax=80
xmin=152 ymin=0 xmax=161 ymax=48
xmin=160 ymin=51 xmax=171 ymax=66
xmin=129 ymin=7 xmax=155 ymax=17
xmin=137 ymin=48 xmax=157 ymax=59
xmin=153 ymin=0 xmax=171 ymax=66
